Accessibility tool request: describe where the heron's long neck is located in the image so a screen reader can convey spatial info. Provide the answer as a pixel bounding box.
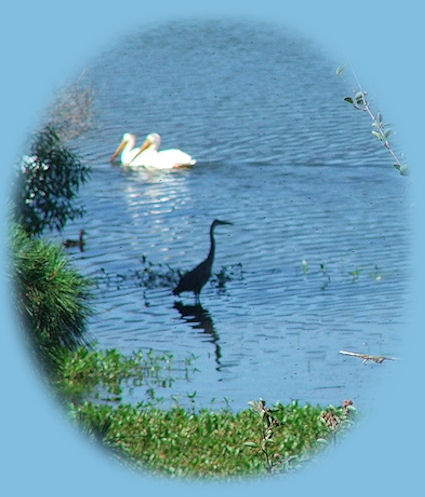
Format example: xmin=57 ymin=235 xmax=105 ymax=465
xmin=207 ymin=226 xmax=216 ymax=263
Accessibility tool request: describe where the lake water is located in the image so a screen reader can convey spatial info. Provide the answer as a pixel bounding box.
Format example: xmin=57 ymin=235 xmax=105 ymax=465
xmin=56 ymin=20 xmax=410 ymax=412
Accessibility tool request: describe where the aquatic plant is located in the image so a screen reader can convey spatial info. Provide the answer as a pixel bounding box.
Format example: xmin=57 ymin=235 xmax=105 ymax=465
xmin=349 ymin=267 xmax=361 ymax=282
xmin=301 ymin=259 xmax=385 ymax=288
xmin=94 ymin=258 xmax=243 ymax=293
xmin=53 ymin=346 xmax=176 ymax=403
xmin=319 ymin=262 xmax=331 ymax=290
xmin=210 ymin=263 xmax=243 ymax=290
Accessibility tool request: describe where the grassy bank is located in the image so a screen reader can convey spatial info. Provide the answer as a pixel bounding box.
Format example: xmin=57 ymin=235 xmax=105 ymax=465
xmin=50 ymin=345 xmax=355 ymax=478
xmin=70 ymin=398 xmax=354 ymax=479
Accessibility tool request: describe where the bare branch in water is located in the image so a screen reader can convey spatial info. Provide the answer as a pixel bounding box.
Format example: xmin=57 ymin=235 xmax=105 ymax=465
xmin=339 ymin=350 xmax=399 ymax=364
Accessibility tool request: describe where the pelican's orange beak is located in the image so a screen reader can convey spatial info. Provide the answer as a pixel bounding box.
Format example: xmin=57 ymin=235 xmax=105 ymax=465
xmin=110 ymin=138 xmax=127 ymax=163
xmin=139 ymin=137 xmax=152 ymax=153
xmin=131 ymin=137 xmax=152 ymax=162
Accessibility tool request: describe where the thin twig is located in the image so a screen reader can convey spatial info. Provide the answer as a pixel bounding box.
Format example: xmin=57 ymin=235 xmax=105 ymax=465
xmin=339 ymin=350 xmax=399 ymax=364
xmin=337 ymin=63 xmax=407 ymax=176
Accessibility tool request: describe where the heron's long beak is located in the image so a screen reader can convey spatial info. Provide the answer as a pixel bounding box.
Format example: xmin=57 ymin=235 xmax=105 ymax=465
xmin=110 ymin=139 xmax=127 ymax=162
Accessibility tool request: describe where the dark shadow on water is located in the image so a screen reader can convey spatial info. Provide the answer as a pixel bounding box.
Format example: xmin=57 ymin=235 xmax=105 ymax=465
xmin=173 ymin=301 xmax=222 ymax=368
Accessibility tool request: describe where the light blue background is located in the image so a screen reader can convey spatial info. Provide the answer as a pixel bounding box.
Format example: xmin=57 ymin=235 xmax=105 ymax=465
xmin=1 ymin=1 xmax=423 ymax=495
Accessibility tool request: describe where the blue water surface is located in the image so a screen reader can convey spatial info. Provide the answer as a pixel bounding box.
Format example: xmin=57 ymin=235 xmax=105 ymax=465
xmin=54 ymin=20 xmax=410 ymax=411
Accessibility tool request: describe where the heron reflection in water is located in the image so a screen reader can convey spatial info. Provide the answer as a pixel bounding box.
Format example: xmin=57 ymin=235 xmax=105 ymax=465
xmin=173 ymin=219 xmax=233 ymax=304
xmin=173 ymin=301 xmax=222 ymax=367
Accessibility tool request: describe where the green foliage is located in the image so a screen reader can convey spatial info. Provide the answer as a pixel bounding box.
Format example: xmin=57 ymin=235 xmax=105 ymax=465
xmin=70 ymin=399 xmax=356 ymax=479
xmin=53 ymin=346 xmax=175 ymax=403
xmin=10 ymin=223 xmax=91 ymax=369
xmin=43 ymin=316 xmax=357 ymax=479
xmin=246 ymin=399 xmax=282 ymax=472
xmin=14 ymin=126 xmax=90 ymax=236
xmin=335 ymin=64 xmax=345 ymax=76
xmin=393 ymin=163 xmax=408 ymax=176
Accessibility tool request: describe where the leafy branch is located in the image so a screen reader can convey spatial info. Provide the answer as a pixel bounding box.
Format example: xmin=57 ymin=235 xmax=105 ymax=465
xmin=15 ymin=126 xmax=91 ymax=236
xmin=337 ymin=64 xmax=408 ymax=176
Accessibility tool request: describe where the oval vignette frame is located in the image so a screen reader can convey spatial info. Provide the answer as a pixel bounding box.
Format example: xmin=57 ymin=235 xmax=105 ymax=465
xmin=1 ymin=1 xmax=424 ymax=496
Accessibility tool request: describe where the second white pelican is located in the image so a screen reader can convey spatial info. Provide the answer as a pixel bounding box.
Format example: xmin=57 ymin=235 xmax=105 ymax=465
xmin=110 ymin=132 xmax=196 ymax=169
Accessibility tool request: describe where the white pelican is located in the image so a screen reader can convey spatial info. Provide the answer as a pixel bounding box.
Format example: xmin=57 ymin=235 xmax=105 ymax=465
xmin=110 ymin=133 xmax=142 ymax=165
xmin=110 ymin=132 xmax=196 ymax=169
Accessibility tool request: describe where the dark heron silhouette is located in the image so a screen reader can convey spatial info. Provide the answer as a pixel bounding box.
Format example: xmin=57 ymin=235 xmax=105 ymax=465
xmin=173 ymin=219 xmax=233 ymax=303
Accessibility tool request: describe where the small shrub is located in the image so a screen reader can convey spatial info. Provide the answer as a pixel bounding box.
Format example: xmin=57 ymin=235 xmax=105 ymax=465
xmin=14 ymin=126 xmax=90 ymax=236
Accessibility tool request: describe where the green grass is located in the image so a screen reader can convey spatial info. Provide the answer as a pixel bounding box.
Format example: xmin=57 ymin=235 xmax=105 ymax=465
xmin=70 ymin=399 xmax=356 ymax=479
